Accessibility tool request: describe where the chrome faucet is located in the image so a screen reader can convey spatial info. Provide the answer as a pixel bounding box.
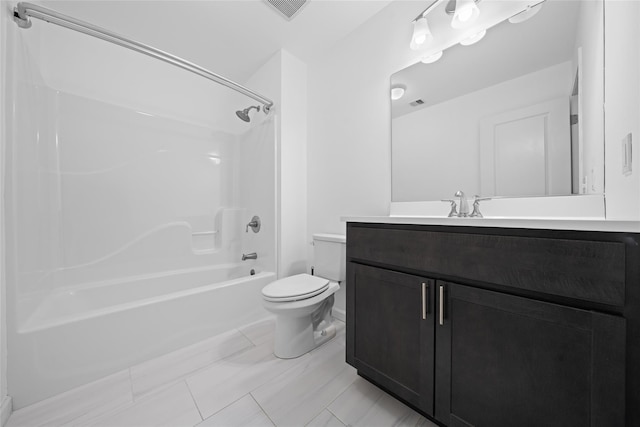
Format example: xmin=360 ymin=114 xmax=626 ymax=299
xmin=242 ymin=252 xmax=257 ymax=261
xmin=455 ymin=191 xmax=469 ymax=217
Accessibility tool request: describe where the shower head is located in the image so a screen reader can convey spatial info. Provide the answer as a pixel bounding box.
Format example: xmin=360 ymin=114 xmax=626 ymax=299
xmin=236 ymin=105 xmax=261 ymax=122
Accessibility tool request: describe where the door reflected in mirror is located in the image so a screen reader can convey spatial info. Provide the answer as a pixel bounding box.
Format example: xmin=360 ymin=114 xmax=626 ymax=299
xmin=391 ymin=0 xmax=604 ymax=202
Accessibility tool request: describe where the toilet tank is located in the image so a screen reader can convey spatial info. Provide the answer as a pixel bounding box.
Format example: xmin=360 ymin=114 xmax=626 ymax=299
xmin=313 ymin=233 xmax=346 ymax=282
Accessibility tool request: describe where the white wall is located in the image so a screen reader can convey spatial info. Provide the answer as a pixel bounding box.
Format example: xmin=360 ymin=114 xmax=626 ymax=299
xmin=244 ymin=49 xmax=308 ymax=279
xmin=309 ymin=0 xmax=640 ymax=227
xmin=242 ymin=52 xmax=281 ymax=276
xmin=306 ymin=1 xmax=425 ymax=318
xmin=604 ymin=0 xmax=640 ymax=220
xmin=278 ymin=51 xmax=308 ymax=278
xmin=0 ymin=2 xmax=10 ymax=425
xmin=307 ymin=1 xmax=427 ymax=238
xmin=574 ymin=0 xmax=605 ymax=195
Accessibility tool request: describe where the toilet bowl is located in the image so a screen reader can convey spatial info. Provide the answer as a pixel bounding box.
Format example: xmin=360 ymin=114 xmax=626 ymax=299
xmin=262 ymin=273 xmax=340 ymax=358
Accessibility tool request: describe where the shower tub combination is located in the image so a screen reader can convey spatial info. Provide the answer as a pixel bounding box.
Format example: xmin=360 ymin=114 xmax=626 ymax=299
xmin=11 ymin=266 xmax=274 ymax=407
xmin=7 ymin=2 xmax=278 ymax=408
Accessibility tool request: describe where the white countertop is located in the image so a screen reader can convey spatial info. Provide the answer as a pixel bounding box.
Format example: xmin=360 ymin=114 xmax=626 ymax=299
xmin=341 ymin=215 xmax=640 ymax=233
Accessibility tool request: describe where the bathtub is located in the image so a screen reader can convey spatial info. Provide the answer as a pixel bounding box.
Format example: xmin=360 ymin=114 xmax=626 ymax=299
xmin=9 ymin=265 xmax=275 ymax=408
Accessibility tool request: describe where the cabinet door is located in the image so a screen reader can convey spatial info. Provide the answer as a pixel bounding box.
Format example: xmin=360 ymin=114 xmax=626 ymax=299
xmin=346 ymin=263 xmax=435 ymax=415
xmin=435 ymin=281 xmax=626 ymax=427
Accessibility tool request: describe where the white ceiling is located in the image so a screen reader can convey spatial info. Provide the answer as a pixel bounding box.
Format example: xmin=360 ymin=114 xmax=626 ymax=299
xmin=38 ymin=0 xmax=395 ymax=83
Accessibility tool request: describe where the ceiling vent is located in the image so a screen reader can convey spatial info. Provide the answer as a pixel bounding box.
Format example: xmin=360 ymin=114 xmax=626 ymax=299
xmin=410 ymin=99 xmax=425 ymax=107
xmin=263 ymin=0 xmax=310 ymax=21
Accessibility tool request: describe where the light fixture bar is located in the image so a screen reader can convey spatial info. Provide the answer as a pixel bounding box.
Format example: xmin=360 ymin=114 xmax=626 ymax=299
xmin=444 ymin=0 xmax=481 ymax=15
xmin=412 ymin=0 xmax=447 ymax=22
xmin=508 ymin=0 xmax=547 ymax=24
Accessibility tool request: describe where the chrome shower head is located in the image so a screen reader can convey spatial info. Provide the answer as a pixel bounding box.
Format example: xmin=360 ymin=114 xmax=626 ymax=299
xmin=236 ymin=105 xmax=261 ymax=122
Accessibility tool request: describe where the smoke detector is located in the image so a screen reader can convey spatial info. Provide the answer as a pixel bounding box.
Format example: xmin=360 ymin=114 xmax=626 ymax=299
xmin=263 ymin=0 xmax=310 ymax=21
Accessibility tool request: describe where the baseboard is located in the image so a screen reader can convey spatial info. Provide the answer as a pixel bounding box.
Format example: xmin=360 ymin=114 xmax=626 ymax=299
xmin=333 ymin=307 xmax=345 ymax=322
xmin=0 ymin=396 xmax=12 ymax=427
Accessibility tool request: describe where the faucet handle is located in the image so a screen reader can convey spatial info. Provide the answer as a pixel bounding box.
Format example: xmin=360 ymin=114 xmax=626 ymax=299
xmin=441 ymin=199 xmax=458 ymax=217
xmin=470 ymin=195 xmax=491 ymax=218
xmin=245 ymin=215 xmax=261 ymax=233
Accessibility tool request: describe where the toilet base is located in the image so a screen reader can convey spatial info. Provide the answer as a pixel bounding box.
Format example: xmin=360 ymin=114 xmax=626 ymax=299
xmin=273 ymin=314 xmax=337 ymax=359
xmin=263 ymin=281 xmax=340 ymax=359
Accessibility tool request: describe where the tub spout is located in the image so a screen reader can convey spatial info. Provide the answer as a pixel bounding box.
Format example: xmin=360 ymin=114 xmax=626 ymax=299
xmin=242 ymin=252 xmax=257 ymax=261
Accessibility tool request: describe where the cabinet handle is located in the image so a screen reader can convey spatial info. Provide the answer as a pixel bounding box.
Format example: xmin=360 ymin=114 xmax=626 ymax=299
xmin=422 ymin=282 xmax=428 ymax=319
xmin=439 ymin=285 xmax=444 ymax=326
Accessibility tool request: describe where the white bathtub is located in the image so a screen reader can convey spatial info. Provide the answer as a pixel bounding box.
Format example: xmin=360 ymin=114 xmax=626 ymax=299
xmin=9 ymin=265 xmax=274 ymax=408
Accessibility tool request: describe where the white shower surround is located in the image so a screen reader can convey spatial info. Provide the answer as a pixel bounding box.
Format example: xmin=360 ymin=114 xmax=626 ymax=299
xmin=5 ymin=20 xmax=278 ymax=408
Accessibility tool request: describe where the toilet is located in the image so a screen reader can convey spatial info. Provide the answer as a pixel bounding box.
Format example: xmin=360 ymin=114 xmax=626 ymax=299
xmin=262 ymin=233 xmax=345 ymax=359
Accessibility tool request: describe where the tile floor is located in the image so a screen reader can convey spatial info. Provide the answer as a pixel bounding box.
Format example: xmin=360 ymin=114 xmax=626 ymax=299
xmin=7 ymin=318 xmax=438 ymax=427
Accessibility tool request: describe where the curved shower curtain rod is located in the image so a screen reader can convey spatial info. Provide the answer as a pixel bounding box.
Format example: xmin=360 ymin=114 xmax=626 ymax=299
xmin=12 ymin=2 xmax=275 ymax=113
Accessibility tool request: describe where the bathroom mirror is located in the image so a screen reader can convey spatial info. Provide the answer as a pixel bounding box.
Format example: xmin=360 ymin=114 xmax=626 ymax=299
xmin=391 ymin=0 xmax=604 ymax=202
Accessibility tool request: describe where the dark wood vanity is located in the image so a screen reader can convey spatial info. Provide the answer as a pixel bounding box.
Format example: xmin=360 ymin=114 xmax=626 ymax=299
xmin=346 ymin=222 xmax=638 ymax=426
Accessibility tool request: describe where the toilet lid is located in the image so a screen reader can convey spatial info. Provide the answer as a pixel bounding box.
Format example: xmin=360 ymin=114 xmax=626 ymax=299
xmin=262 ymin=274 xmax=330 ymax=302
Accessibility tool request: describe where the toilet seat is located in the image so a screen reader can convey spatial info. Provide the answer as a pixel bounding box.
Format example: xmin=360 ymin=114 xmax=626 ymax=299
xmin=262 ymin=274 xmax=329 ymax=302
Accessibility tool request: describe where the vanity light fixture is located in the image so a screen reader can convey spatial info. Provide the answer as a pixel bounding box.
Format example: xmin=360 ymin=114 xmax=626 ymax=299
xmin=410 ymin=16 xmax=432 ymax=50
xmin=391 ymin=85 xmax=406 ymax=100
xmin=449 ymin=0 xmax=480 ymax=29
xmin=459 ymin=29 xmax=486 ymax=45
xmin=409 ymin=0 xmax=483 ymax=50
xmin=421 ymin=51 xmax=443 ymax=64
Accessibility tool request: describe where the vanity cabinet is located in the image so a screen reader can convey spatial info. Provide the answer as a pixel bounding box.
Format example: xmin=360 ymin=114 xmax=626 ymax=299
xmin=349 ymin=263 xmax=435 ymax=415
xmin=436 ymin=281 xmax=624 ymax=427
xmin=346 ymin=223 xmax=633 ymax=427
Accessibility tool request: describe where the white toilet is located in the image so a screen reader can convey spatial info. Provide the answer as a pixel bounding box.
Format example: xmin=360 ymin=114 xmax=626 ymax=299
xmin=261 ymin=233 xmax=345 ymax=359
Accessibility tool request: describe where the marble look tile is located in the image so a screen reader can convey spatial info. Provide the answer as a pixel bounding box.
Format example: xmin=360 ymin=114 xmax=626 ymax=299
xmin=196 ymin=394 xmax=274 ymax=427
xmin=306 ymin=410 xmax=346 ymax=427
xmin=87 ymin=381 xmax=202 ymax=427
xmin=6 ymin=370 xmax=132 ymax=427
xmin=251 ymin=339 xmax=357 ymax=427
xmin=327 ymin=376 xmax=385 ymax=424
xmin=130 ymin=329 xmax=253 ymax=398
xmin=238 ymin=317 xmax=275 ymax=347
xmin=330 ymin=378 xmax=424 ymax=427
xmin=186 ymin=341 xmax=308 ymax=419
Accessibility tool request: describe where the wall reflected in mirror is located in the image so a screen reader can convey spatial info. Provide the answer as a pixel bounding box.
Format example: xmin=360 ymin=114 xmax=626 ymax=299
xmin=391 ymin=0 xmax=604 ymax=202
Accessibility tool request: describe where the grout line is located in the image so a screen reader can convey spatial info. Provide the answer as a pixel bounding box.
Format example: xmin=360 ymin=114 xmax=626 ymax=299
xmin=237 ymin=326 xmax=256 ymax=346
xmin=303 ymin=407 xmax=334 ymax=427
xmin=249 ymin=392 xmax=277 ymax=427
xmin=131 ymin=331 xmax=259 ymax=401
xmin=325 ymin=408 xmax=348 ymax=427
xmin=231 ymin=329 xmax=258 ymax=352
xmin=237 ymin=319 xmax=275 ymax=347
xmin=250 ymin=341 xmax=352 ymax=427
xmin=317 ymin=350 xmax=357 ymax=411
xmin=184 ymin=380 xmax=204 ymax=423
xmin=327 ymin=378 xmax=387 ymax=427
